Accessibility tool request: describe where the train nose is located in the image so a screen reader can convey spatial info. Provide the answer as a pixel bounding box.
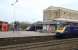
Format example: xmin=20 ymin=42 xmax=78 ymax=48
xmin=55 ymin=32 xmax=65 ymax=39
xmin=56 ymin=32 xmax=61 ymax=37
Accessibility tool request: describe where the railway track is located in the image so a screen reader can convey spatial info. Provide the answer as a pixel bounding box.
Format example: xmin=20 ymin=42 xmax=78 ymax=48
xmin=0 ymin=38 xmax=78 ymax=50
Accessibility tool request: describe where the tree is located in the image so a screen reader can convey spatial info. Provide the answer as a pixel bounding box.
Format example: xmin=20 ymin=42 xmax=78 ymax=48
xmin=9 ymin=21 xmax=31 ymax=31
xmin=19 ymin=22 xmax=31 ymax=30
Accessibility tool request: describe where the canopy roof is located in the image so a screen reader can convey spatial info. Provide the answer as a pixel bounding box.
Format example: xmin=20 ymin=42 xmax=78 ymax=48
xmin=53 ymin=18 xmax=78 ymax=23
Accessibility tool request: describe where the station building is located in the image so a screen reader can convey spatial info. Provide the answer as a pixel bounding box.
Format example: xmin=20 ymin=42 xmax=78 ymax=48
xmin=43 ymin=6 xmax=78 ymax=33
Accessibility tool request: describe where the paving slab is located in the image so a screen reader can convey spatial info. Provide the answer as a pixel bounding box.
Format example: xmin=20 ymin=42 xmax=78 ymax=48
xmin=0 ymin=31 xmax=55 ymax=38
xmin=0 ymin=31 xmax=55 ymax=46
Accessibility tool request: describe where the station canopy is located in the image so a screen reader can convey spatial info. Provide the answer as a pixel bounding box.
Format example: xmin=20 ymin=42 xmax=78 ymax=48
xmin=53 ymin=18 xmax=78 ymax=23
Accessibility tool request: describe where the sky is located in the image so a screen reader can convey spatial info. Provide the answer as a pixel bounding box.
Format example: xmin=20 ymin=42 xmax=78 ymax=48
xmin=0 ymin=0 xmax=78 ymax=23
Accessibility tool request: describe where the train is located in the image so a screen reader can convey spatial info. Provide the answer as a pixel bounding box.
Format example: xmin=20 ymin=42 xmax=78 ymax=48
xmin=56 ymin=25 xmax=78 ymax=38
xmin=54 ymin=18 xmax=78 ymax=39
xmin=26 ymin=24 xmax=43 ymax=31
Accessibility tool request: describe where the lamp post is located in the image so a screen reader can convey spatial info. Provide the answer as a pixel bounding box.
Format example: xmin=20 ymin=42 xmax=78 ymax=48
xmin=11 ymin=0 xmax=18 ymax=21
xmin=11 ymin=0 xmax=19 ymax=31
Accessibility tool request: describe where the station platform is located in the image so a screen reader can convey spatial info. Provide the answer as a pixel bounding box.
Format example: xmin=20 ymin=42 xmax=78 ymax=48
xmin=0 ymin=31 xmax=55 ymax=46
xmin=0 ymin=31 xmax=55 ymax=38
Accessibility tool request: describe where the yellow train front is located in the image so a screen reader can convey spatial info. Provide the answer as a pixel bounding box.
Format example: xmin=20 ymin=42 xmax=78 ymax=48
xmin=55 ymin=25 xmax=78 ymax=39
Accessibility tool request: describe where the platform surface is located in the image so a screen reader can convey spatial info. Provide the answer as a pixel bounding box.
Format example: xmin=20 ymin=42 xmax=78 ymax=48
xmin=0 ymin=31 xmax=55 ymax=38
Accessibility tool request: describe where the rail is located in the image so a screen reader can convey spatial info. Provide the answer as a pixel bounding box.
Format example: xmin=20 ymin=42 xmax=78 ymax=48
xmin=0 ymin=38 xmax=78 ymax=50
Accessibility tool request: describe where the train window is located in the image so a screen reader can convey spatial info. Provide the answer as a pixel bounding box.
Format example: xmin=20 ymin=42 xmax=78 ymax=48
xmin=57 ymin=25 xmax=64 ymax=30
xmin=64 ymin=27 xmax=70 ymax=32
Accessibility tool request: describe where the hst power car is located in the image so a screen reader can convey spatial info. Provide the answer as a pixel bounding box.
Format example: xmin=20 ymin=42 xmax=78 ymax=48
xmin=56 ymin=26 xmax=78 ymax=38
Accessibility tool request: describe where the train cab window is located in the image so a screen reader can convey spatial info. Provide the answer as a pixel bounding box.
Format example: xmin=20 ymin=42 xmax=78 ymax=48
xmin=64 ymin=27 xmax=71 ymax=32
xmin=57 ymin=25 xmax=64 ymax=30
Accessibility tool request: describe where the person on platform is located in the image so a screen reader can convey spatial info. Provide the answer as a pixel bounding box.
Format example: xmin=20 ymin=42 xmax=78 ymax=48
xmin=13 ymin=21 xmax=19 ymax=31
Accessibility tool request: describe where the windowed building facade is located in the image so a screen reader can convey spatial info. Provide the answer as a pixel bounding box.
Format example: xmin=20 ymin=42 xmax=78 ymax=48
xmin=43 ymin=6 xmax=78 ymax=33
